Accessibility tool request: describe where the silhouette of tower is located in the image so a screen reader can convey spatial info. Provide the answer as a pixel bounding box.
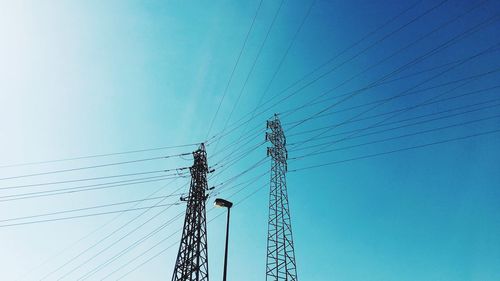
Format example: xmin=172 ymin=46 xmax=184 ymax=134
xmin=172 ymin=144 xmax=210 ymax=281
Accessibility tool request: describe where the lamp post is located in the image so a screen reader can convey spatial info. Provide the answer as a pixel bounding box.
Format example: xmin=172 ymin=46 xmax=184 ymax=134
xmin=214 ymin=198 xmax=233 ymax=281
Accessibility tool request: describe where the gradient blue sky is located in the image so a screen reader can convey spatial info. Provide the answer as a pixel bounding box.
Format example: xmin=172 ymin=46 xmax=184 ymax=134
xmin=0 ymin=0 xmax=499 ymax=280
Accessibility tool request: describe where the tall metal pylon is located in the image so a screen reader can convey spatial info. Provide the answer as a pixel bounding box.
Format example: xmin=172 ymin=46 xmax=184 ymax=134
xmin=171 ymin=143 xmax=210 ymax=281
xmin=265 ymin=114 xmax=298 ymax=281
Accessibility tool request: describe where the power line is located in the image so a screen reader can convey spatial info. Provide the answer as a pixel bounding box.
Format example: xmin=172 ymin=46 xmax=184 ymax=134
xmin=294 ymin=41 xmax=500 ymax=157
xmin=210 ymin=126 xmax=265 ymax=159
xmin=291 ymin=114 xmax=500 ymax=159
xmin=210 ymin=142 xmax=267 ymax=187
xmin=290 ymin=26 xmax=500 ymax=151
xmin=213 ymin=134 xmax=264 ymax=167
xmin=110 ymin=175 xmax=269 ymax=280
xmin=0 ymin=168 xmax=189 ymax=191
xmin=210 ymin=169 xmax=269 ymax=198
xmin=54 ymin=182 xmax=189 ymax=281
xmin=110 ymin=156 xmax=269 ymax=280
xmin=285 ymin=68 xmax=500 ymax=127
xmin=282 ymin=0 xmax=489 ymax=120
xmin=287 ymin=3 xmax=497 ymax=132
xmin=215 ymin=157 xmax=267 ymax=187
xmin=264 ymin=0 xmax=453 ymax=130
xmin=286 ymin=83 xmax=500 ymax=143
xmin=212 ymin=0 xmax=286 ymax=155
xmin=209 ymin=52 xmax=500 ymax=149
xmin=282 ymin=60 xmax=500 ymax=123
xmin=77 ymin=211 xmax=186 ymax=281
xmin=218 ymin=0 xmax=317 ymax=175
xmin=114 ymin=179 xmax=270 ymax=281
xmin=98 ymin=155 xmax=269 ymax=279
xmin=280 ymin=50 xmax=498 ymax=115
xmin=102 ymin=158 xmax=269 ymax=280
xmin=0 ymin=203 xmax=181 ymax=228
xmin=38 ymin=181 xmax=189 ymax=281
xmin=289 ymin=76 xmax=470 ymax=152
xmin=205 ymin=0 xmax=422 ymax=145
xmin=101 ymin=227 xmax=182 ymax=280
xmin=236 ymin=53 xmax=500 ymax=151
xmin=289 ymin=128 xmax=500 ymax=172
xmin=243 ymin=0 xmax=317 ymax=129
xmin=293 ymin=86 xmax=500 ymax=139
xmin=0 ymin=154 xmax=191 ymax=181
xmin=289 ymin=100 xmax=500 ymax=153
xmin=15 ymin=177 xmax=181 ymax=281
xmin=0 ymin=194 xmax=185 ymax=224
xmin=0 ymin=143 xmax=199 ymax=170
xmin=205 ymin=0 xmax=264 ymax=138
xmin=0 ymin=174 xmax=185 ymax=203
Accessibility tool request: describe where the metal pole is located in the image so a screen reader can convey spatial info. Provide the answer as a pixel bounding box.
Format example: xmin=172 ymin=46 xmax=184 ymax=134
xmin=222 ymin=207 xmax=231 ymax=281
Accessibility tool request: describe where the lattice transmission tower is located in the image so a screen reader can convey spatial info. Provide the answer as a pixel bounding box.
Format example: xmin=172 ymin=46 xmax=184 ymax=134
xmin=171 ymin=143 xmax=211 ymax=281
xmin=265 ymin=114 xmax=298 ymax=281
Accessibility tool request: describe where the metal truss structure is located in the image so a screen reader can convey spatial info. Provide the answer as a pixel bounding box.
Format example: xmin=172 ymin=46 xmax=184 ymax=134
xmin=171 ymin=144 xmax=210 ymax=281
xmin=265 ymin=114 xmax=298 ymax=281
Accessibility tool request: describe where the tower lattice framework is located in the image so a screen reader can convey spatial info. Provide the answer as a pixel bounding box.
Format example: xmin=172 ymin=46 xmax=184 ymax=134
xmin=171 ymin=143 xmax=210 ymax=281
xmin=265 ymin=114 xmax=298 ymax=281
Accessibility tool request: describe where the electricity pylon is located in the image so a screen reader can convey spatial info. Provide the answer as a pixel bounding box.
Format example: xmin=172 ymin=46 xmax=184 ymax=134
xmin=265 ymin=114 xmax=298 ymax=281
xmin=171 ymin=143 xmax=210 ymax=281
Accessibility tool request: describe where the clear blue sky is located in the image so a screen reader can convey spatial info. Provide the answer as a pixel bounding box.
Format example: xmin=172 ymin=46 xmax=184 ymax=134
xmin=0 ymin=0 xmax=499 ymax=280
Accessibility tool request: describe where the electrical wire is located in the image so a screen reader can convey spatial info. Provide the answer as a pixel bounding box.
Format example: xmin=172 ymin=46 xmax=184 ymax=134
xmin=282 ymin=0 xmax=490 ymax=120
xmin=216 ymin=50 xmax=500 ymax=153
xmin=287 ymin=7 xmax=498 ymax=133
xmin=210 ymin=140 xmax=267 ymax=186
xmin=71 ymin=155 xmax=267 ymax=280
xmin=212 ymin=0 xmax=286 ymax=155
xmin=205 ymin=0 xmax=264 ymax=138
xmin=101 ymin=227 xmax=182 ymax=280
xmin=237 ymin=0 xmax=317 ymax=142
xmin=286 ymin=83 xmax=500 ymax=146
xmin=0 ymin=174 xmax=184 ymax=203
xmin=291 ymin=114 xmax=500 ymax=160
xmin=113 ymin=180 xmax=270 ymax=280
xmin=0 ymin=169 xmax=189 ymax=191
xmin=289 ymin=128 xmax=500 ymax=172
xmin=210 ymin=126 xmax=265 ymax=159
xmin=53 ymin=182 xmax=189 ymax=281
xmin=14 ymin=177 xmax=181 ymax=281
xmin=205 ymin=0 xmax=422 ymax=145
xmin=0 ymin=203 xmax=181 ymax=228
xmin=0 ymin=154 xmax=191 ymax=181
xmin=0 ymin=143 xmax=200 ymax=170
xmin=284 ymin=68 xmax=500 ymax=128
xmin=0 ymin=194 xmax=185 ymax=224
xmin=288 ymin=85 xmax=500 ymax=140
xmin=76 ymin=211 xmax=186 ymax=281
xmin=294 ymin=47 xmax=500 ymax=157
xmin=282 ymin=63 xmax=500 ymax=125
xmin=290 ymin=31 xmax=500 ymax=152
xmin=99 ymin=159 xmax=269 ymax=280
xmin=38 ymin=181 xmax=190 ymax=281
xmin=290 ymin=100 xmax=500 ymax=153
xmin=100 ymin=176 xmax=268 ymax=280
xmin=244 ymin=0 xmax=452 ymax=135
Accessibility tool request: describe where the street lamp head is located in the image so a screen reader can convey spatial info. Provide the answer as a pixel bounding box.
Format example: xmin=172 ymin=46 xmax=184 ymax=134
xmin=214 ymin=198 xmax=233 ymax=208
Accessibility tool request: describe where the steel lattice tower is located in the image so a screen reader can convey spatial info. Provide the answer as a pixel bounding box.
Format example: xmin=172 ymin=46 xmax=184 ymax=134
xmin=265 ymin=114 xmax=298 ymax=281
xmin=171 ymin=143 xmax=210 ymax=281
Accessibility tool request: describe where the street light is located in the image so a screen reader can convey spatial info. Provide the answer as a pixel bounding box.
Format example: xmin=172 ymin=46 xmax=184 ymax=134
xmin=214 ymin=198 xmax=233 ymax=281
